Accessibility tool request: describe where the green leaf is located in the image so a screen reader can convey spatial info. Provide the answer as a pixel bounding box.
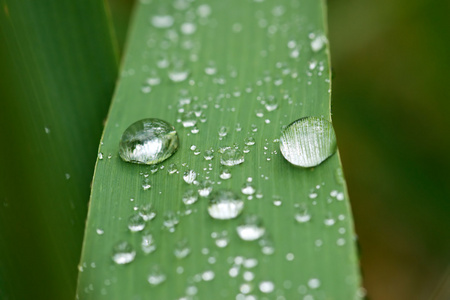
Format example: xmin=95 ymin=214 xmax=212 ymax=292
xmin=77 ymin=0 xmax=362 ymax=299
xmin=0 ymin=1 xmax=118 ymax=299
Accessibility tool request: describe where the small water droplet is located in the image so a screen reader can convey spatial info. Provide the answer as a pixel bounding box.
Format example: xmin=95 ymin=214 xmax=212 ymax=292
xmin=237 ymin=215 xmax=265 ymax=241
xmin=310 ymin=33 xmax=327 ymax=52
xmin=98 ymin=152 xmax=104 ymax=160
xmin=167 ymin=163 xmax=178 ymax=174
xmin=259 ymin=281 xmax=275 ymax=293
xmin=174 ymin=238 xmax=191 ymax=259
xmin=119 ymin=118 xmax=179 ymax=165
xmin=168 ymin=69 xmax=189 ymax=82
xmin=208 ymin=190 xmax=244 ymax=220
xmin=181 ymin=111 xmax=197 ymax=128
xmin=307 ymin=278 xmax=321 ymax=289
xmin=295 ymin=205 xmax=311 ymax=223
xmin=218 ymin=126 xmax=228 ymax=138
xmin=264 ymin=96 xmax=279 ymax=112
xmin=202 ymin=270 xmax=215 ymax=281
xmin=151 ymin=15 xmax=174 ymax=28
xmin=219 ymin=168 xmax=232 ymax=180
xmin=204 ymin=148 xmax=214 ymax=160
xmin=244 ymin=137 xmax=256 ymax=146
xmin=112 ymin=241 xmax=136 ymax=264
xmin=212 ymin=231 xmax=229 ymax=248
xmin=241 ymin=182 xmax=256 ymax=195
xmin=181 ymin=22 xmax=196 ymax=35
xmin=220 ymin=148 xmax=245 ymax=166
xmin=141 ymin=231 xmax=156 ymax=254
xmin=163 ymin=211 xmax=179 ymax=231
xmin=148 ymin=265 xmax=166 ymax=286
xmin=139 ymin=203 xmax=156 ymax=221
xmin=96 ymin=228 xmax=104 ymax=235
xmin=128 ymin=214 xmax=146 ymax=232
xmin=182 ymin=189 xmax=199 ymax=205
xmin=183 ymin=170 xmax=196 ymax=184
xmin=198 ymin=180 xmax=213 ymax=197
xmin=142 ymin=177 xmax=151 ymax=190
xmin=279 ymin=117 xmax=337 ymax=167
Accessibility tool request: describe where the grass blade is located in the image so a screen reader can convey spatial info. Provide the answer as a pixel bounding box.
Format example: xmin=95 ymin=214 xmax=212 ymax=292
xmin=77 ymin=0 xmax=362 ymax=299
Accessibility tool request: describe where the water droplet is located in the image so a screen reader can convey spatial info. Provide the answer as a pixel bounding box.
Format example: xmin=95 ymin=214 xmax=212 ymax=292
xmin=163 ymin=211 xmax=179 ymax=230
xmin=197 ymin=4 xmax=212 ymax=18
xmin=264 ymin=96 xmax=279 ymax=112
xmin=202 ymin=270 xmax=215 ymax=281
xmin=151 ymin=15 xmax=174 ymax=28
xmin=167 ymin=163 xmax=178 ymax=174
xmin=244 ymin=137 xmax=256 ymax=146
xmin=279 ymin=117 xmax=337 ymax=167
xmin=218 ymin=126 xmax=228 ymax=137
xmin=146 ymin=75 xmax=161 ymax=86
xmin=128 ymin=214 xmax=146 ymax=232
xmin=208 ymin=190 xmax=244 ymax=220
xmin=295 ymin=205 xmax=311 ymax=223
xmin=237 ymin=215 xmax=265 ymax=241
xmin=112 ymin=241 xmax=136 ymax=264
xmin=241 ymin=182 xmax=256 ymax=195
xmin=259 ymin=236 xmax=275 ymax=255
xmin=182 ymin=189 xmax=198 ymax=205
xmin=119 ymin=118 xmax=179 ymax=165
xmin=174 ymin=238 xmax=191 ymax=259
xmin=212 ymin=231 xmax=229 ymax=248
xmin=307 ymin=278 xmax=320 ymax=289
xmin=204 ymin=148 xmax=214 ymax=160
xmin=243 ymin=258 xmax=258 ymax=268
xmin=168 ymin=69 xmax=189 ymax=82
xmin=142 ymin=177 xmax=151 ymax=190
xmin=220 ymin=148 xmax=245 ymax=166
xmin=96 ymin=228 xmax=104 ymax=235
xmin=141 ymin=231 xmax=156 ymax=254
xmin=324 ymin=215 xmax=336 ymax=226
xmin=98 ymin=153 xmax=103 ymax=160
xmin=181 ymin=111 xmax=197 ymax=128
xmin=198 ymin=180 xmax=213 ymax=197
xmin=310 ymin=33 xmax=327 ymax=52
xmin=148 ymin=265 xmax=166 ymax=286
xmin=181 ymin=22 xmax=196 ymax=35
xmin=139 ymin=203 xmax=156 ymax=221
xmin=204 ymin=61 xmax=217 ymax=75
xmin=183 ymin=170 xmax=197 ymax=184
xmin=259 ymin=281 xmax=275 ymax=293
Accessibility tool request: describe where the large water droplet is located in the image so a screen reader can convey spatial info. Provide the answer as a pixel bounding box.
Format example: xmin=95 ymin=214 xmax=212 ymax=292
xmin=279 ymin=117 xmax=336 ymax=167
xmin=112 ymin=241 xmax=136 ymax=264
xmin=237 ymin=215 xmax=265 ymax=241
xmin=208 ymin=190 xmax=244 ymax=220
xmin=119 ymin=118 xmax=179 ymax=165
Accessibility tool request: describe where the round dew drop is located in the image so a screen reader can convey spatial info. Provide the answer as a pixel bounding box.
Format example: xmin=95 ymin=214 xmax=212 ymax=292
xmin=279 ymin=117 xmax=337 ymax=167
xmin=236 ymin=215 xmax=265 ymax=241
xmin=208 ymin=190 xmax=244 ymax=220
xmin=119 ymin=118 xmax=179 ymax=165
xmin=112 ymin=241 xmax=136 ymax=265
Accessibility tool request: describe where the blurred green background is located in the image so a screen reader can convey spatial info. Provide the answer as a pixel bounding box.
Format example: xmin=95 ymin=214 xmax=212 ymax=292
xmin=1 ymin=0 xmax=449 ymax=299
xmin=328 ymin=0 xmax=450 ymax=299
